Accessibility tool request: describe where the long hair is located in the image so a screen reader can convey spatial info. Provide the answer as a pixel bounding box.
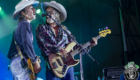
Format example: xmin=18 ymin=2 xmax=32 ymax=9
xmin=53 ymin=8 xmax=61 ymax=24
xmin=18 ymin=9 xmax=27 ymax=22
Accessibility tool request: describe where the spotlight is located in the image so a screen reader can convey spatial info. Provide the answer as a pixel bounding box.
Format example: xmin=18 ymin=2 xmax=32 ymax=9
xmin=37 ymin=77 xmax=43 ymax=80
xmin=36 ymin=9 xmax=41 ymax=14
xmin=0 ymin=7 xmax=1 ymax=11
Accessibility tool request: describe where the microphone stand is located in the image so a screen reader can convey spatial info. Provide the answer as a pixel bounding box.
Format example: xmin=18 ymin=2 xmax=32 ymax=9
xmin=47 ymin=14 xmax=99 ymax=79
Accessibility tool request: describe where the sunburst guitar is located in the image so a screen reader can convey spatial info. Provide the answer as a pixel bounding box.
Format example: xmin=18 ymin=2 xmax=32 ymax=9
xmin=48 ymin=28 xmax=111 ymax=78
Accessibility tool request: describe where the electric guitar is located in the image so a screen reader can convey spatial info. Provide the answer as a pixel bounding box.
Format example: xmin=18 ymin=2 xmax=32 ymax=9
xmin=27 ymin=57 xmax=41 ymax=80
xmin=27 ymin=58 xmax=36 ymax=80
xmin=48 ymin=28 xmax=111 ymax=78
xmin=15 ymin=41 xmax=41 ymax=80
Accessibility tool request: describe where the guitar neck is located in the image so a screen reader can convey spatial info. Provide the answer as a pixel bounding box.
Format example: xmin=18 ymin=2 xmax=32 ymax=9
xmin=95 ymin=35 xmax=101 ymax=40
xmin=71 ymin=35 xmax=102 ymax=57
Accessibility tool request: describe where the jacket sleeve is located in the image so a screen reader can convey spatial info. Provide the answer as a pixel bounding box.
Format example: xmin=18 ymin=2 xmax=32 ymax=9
xmin=21 ymin=21 xmax=37 ymax=63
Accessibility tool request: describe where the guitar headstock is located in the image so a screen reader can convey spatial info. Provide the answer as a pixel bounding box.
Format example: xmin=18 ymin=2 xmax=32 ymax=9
xmin=99 ymin=27 xmax=111 ymax=37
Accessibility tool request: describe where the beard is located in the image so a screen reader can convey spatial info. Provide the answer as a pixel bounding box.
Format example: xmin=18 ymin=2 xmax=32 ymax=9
xmin=46 ymin=15 xmax=56 ymax=24
xmin=47 ymin=18 xmax=54 ymax=23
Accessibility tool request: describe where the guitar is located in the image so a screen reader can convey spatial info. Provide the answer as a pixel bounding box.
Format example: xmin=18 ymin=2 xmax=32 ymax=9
xmin=27 ymin=57 xmax=41 ymax=80
xmin=48 ymin=28 xmax=111 ymax=78
xmin=15 ymin=41 xmax=41 ymax=80
xmin=27 ymin=58 xmax=36 ymax=80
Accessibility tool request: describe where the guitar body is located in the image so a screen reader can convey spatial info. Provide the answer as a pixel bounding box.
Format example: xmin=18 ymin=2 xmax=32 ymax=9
xmin=27 ymin=58 xmax=36 ymax=80
xmin=48 ymin=42 xmax=79 ymax=78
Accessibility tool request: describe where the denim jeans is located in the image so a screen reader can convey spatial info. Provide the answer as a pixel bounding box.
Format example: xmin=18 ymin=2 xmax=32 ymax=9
xmin=46 ymin=67 xmax=74 ymax=80
xmin=10 ymin=56 xmax=30 ymax=80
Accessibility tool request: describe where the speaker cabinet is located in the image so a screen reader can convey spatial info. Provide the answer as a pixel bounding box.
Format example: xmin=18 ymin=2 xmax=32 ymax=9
xmin=103 ymin=66 xmax=124 ymax=80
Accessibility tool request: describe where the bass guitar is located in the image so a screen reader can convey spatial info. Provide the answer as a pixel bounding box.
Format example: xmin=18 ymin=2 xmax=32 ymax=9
xmin=48 ymin=28 xmax=111 ymax=78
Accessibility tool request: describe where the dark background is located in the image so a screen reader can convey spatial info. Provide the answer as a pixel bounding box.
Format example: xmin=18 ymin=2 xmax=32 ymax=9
xmin=0 ymin=0 xmax=140 ymax=80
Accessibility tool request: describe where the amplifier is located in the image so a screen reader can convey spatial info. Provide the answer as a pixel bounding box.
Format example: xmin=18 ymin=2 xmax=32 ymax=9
xmin=103 ymin=66 xmax=124 ymax=80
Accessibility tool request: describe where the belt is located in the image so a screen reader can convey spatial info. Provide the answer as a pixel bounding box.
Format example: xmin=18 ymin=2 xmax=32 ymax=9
xmin=11 ymin=54 xmax=20 ymax=60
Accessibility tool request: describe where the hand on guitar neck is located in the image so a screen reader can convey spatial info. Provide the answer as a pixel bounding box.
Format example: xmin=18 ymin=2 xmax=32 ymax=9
xmin=59 ymin=37 xmax=97 ymax=58
xmin=90 ymin=28 xmax=111 ymax=47
xmin=59 ymin=37 xmax=98 ymax=58
xmin=90 ymin=37 xmax=98 ymax=47
xmin=34 ymin=57 xmax=41 ymax=73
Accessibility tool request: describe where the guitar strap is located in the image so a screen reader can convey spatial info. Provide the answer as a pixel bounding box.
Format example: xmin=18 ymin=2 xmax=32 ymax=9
xmin=13 ymin=31 xmax=33 ymax=74
xmin=13 ymin=31 xmax=27 ymax=68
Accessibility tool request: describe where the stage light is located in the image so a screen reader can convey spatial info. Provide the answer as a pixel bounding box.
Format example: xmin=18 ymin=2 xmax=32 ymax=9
xmin=37 ymin=77 xmax=43 ymax=80
xmin=0 ymin=7 xmax=1 ymax=11
xmin=36 ymin=9 xmax=41 ymax=14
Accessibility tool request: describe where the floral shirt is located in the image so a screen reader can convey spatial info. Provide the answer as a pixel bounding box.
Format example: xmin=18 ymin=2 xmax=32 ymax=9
xmin=36 ymin=23 xmax=90 ymax=58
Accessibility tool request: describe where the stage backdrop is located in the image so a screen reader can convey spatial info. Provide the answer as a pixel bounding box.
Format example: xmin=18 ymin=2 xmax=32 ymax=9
xmin=0 ymin=0 xmax=123 ymax=80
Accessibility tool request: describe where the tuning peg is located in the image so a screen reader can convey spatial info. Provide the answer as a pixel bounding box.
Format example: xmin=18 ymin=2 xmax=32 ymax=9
xmin=101 ymin=28 xmax=103 ymax=31
xmin=105 ymin=26 xmax=108 ymax=29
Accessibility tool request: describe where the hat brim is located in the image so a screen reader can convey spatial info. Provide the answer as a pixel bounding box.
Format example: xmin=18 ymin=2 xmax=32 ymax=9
xmin=41 ymin=2 xmax=67 ymax=22
xmin=13 ymin=1 xmax=39 ymax=20
xmin=124 ymin=62 xmax=139 ymax=69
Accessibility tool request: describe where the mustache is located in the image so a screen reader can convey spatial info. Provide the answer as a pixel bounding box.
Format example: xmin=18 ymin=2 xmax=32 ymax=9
xmin=46 ymin=16 xmax=49 ymax=19
xmin=33 ymin=13 xmax=36 ymax=15
xmin=46 ymin=16 xmax=52 ymax=19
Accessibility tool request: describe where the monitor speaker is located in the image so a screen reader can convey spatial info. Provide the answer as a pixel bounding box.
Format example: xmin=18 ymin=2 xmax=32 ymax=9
xmin=103 ymin=66 xmax=124 ymax=80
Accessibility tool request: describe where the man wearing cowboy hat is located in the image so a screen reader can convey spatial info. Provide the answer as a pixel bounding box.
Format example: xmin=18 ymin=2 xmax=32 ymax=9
xmin=7 ymin=0 xmax=41 ymax=79
xmin=36 ymin=1 xmax=97 ymax=80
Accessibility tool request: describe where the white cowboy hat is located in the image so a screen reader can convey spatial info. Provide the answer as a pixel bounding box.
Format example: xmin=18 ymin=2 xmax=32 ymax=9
xmin=124 ymin=61 xmax=139 ymax=69
xmin=41 ymin=1 xmax=67 ymax=22
xmin=13 ymin=0 xmax=39 ymax=20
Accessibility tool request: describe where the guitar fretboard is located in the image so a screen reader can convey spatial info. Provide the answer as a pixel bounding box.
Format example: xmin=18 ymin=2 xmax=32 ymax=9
xmin=71 ymin=35 xmax=101 ymax=57
xmin=95 ymin=35 xmax=101 ymax=40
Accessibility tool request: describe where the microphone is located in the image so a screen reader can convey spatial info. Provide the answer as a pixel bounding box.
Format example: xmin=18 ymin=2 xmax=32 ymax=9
xmin=41 ymin=12 xmax=51 ymax=17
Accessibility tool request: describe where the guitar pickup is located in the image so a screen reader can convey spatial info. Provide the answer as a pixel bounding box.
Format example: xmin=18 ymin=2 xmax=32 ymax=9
xmin=57 ymin=59 xmax=62 ymax=66
xmin=53 ymin=62 xmax=58 ymax=69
